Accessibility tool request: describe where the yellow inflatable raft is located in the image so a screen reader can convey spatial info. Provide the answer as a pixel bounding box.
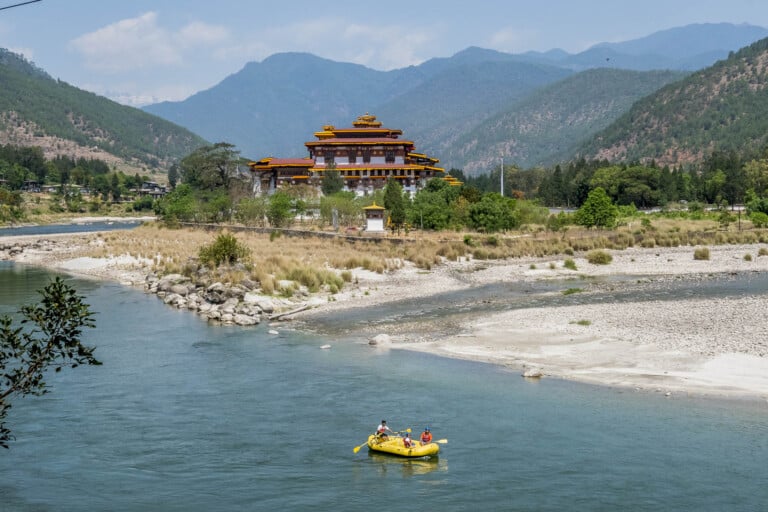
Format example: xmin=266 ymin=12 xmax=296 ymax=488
xmin=366 ymin=434 xmax=440 ymax=458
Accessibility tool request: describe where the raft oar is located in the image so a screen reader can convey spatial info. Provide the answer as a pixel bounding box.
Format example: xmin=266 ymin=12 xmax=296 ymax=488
xmin=435 ymin=438 xmax=448 ymax=444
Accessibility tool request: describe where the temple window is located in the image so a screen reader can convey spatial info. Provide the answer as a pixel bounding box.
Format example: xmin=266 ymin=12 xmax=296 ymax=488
xmin=325 ymin=151 xmax=334 ymax=164
xmin=349 ymin=150 xmax=357 ymax=163
xmin=362 ymin=150 xmax=371 ymax=163
xmin=385 ymin=150 xmax=395 ymax=163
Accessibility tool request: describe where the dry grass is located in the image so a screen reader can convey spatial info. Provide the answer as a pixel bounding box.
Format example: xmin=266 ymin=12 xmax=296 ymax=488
xmin=80 ymin=222 xmax=768 ymax=290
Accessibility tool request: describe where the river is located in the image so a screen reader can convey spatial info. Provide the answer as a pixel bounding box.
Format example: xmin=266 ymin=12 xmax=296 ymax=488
xmin=1 ymin=262 xmax=767 ymax=511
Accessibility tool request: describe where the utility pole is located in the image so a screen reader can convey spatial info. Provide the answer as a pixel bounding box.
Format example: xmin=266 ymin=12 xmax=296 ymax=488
xmin=500 ymin=156 xmax=504 ymax=197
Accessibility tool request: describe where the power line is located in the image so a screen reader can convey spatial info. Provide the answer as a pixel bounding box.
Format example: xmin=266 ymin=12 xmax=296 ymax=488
xmin=0 ymin=0 xmax=42 ymax=12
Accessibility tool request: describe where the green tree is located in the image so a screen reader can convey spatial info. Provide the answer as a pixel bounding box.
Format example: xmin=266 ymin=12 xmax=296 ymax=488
xmin=0 ymin=277 xmax=100 ymax=449
xmin=321 ymin=162 xmax=344 ymax=196
xmin=574 ymin=187 xmax=619 ymax=228
xmin=167 ymin=163 xmax=179 ymax=190
xmin=197 ymin=190 xmax=233 ymax=223
xmin=408 ymin=178 xmax=460 ymax=230
xmin=267 ymin=191 xmax=294 ymax=227
xmin=319 ymin=192 xmax=362 ymax=228
xmin=180 ymin=143 xmax=241 ymax=191
xmin=383 ymin=178 xmax=407 ymax=231
xmin=235 ymin=196 xmax=269 ymax=227
xmin=468 ymin=193 xmax=519 ymax=232
xmin=155 ymin=183 xmax=196 ymax=222
xmin=110 ymin=172 xmax=122 ymax=202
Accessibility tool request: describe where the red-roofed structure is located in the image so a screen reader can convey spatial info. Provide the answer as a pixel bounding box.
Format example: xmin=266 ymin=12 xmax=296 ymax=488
xmin=249 ymin=114 xmax=457 ymax=196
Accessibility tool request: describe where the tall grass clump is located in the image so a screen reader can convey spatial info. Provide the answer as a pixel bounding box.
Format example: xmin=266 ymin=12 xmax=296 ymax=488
xmin=693 ymin=247 xmax=710 ymax=260
xmin=199 ymin=232 xmax=250 ymax=267
xmin=563 ymin=258 xmax=577 ymax=270
xmin=586 ymin=250 xmax=612 ymax=265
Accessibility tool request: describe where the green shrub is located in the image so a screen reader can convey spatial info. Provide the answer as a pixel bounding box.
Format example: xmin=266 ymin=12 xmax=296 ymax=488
xmin=562 ymin=287 xmax=583 ymax=295
xmin=570 ymin=319 xmax=592 ymax=326
xmin=199 ymin=232 xmax=251 ymax=267
xmin=463 ymin=235 xmax=475 ymax=247
xmin=563 ymin=258 xmax=577 ymax=270
xmin=693 ymin=247 xmax=710 ymax=261
xmin=759 ymin=248 xmax=768 ymax=257
xmin=586 ymin=250 xmax=612 ymax=265
xmin=750 ymin=211 xmax=768 ymax=228
xmin=744 ymin=253 xmax=753 ymax=261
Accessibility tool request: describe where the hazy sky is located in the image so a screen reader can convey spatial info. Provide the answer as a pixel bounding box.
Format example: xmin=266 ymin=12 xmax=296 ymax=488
xmin=1 ymin=0 xmax=766 ymax=106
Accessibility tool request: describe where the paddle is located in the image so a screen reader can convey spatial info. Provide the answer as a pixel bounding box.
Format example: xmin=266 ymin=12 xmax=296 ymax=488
xmin=435 ymin=438 xmax=448 ymax=444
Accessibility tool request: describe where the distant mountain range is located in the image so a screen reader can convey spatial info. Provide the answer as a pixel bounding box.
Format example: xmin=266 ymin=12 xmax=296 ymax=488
xmin=144 ymin=22 xmax=768 ymax=172
xmin=2 ymin=22 xmax=768 ymax=176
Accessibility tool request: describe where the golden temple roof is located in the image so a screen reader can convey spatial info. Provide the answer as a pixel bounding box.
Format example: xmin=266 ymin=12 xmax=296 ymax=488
xmin=352 ymin=113 xmax=382 ymax=128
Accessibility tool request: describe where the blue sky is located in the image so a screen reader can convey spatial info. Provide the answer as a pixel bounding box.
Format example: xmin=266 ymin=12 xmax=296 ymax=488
xmin=0 ymin=0 xmax=766 ymax=106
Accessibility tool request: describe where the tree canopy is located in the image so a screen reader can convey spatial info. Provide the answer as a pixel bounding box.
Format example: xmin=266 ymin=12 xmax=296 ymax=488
xmin=574 ymin=187 xmax=619 ymax=228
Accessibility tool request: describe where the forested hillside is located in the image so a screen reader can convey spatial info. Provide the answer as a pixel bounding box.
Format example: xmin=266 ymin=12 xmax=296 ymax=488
xmin=373 ymin=51 xmax=572 ymax=161
xmin=580 ymin=37 xmax=768 ymax=165
xmin=444 ymin=68 xmax=686 ymax=173
xmin=0 ymin=49 xmax=207 ymax=169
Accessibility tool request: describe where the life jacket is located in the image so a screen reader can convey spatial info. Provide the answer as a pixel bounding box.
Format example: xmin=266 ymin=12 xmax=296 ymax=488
xmin=421 ymin=432 xmax=432 ymax=443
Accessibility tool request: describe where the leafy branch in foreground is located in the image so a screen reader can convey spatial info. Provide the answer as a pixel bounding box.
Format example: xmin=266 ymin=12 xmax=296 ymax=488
xmin=0 ymin=277 xmax=100 ymax=449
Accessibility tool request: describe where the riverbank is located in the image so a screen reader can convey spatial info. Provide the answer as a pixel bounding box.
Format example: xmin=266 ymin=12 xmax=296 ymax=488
xmin=299 ymin=243 xmax=768 ymax=400
xmin=2 ymin=226 xmax=768 ymax=400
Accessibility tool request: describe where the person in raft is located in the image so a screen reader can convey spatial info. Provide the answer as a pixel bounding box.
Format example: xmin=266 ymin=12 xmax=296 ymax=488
xmin=376 ymin=420 xmax=393 ymax=439
xmin=420 ymin=427 xmax=433 ymax=444
xmin=403 ymin=432 xmax=413 ymax=448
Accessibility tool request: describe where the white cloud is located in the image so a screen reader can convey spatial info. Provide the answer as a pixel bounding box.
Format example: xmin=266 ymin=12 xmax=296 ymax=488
xmin=7 ymin=46 xmax=35 ymax=60
xmin=69 ymin=12 xmax=230 ymax=73
xmin=177 ymin=21 xmax=230 ymax=47
xmin=214 ymin=17 xmax=435 ymax=70
xmin=487 ymin=27 xmax=541 ymax=53
xmin=80 ymin=81 xmax=197 ymax=107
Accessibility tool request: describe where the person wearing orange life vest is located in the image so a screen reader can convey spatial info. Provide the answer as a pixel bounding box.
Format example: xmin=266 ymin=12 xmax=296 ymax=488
xmin=420 ymin=427 xmax=433 ymax=444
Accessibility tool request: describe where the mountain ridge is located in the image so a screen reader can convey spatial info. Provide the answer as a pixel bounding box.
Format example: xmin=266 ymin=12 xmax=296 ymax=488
xmin=144 ymin=22 xmax=768 ymax=172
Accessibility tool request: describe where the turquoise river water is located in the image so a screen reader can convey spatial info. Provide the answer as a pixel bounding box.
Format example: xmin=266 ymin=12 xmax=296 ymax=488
xmin=1 ymin=261 xmax=767 ymax=511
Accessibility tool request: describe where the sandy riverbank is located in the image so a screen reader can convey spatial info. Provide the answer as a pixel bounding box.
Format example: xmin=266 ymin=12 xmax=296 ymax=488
xmin=3 ymin=228 xmax=768 ymax=400
xmin=302 ymin=244 xmax=768 ymax=400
